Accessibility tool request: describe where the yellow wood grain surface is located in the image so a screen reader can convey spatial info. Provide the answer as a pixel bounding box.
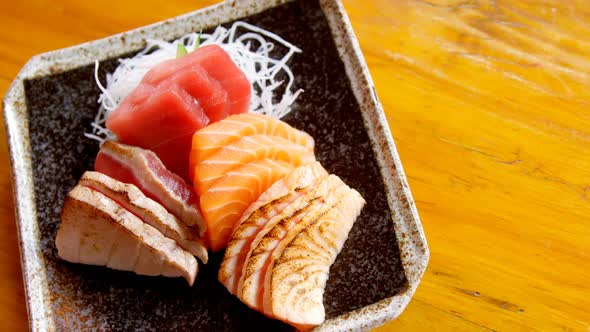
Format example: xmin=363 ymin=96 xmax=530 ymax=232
xmin=0 ymin=0 xmax=588 ymax=331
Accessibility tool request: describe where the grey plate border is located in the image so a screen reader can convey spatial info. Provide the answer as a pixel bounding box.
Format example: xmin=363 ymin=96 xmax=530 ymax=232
xmin=2 ymin=0 xmax=429 ymax=331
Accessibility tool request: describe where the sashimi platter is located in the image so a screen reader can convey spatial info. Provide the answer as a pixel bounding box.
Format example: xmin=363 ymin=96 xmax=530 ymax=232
xmin=3 ymin=0 xmax=428 ymax=330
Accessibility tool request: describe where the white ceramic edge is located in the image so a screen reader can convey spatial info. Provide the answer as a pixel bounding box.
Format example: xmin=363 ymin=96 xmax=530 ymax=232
xmin=3 ymin=67 xmax=53 ymax=331
xmin=2 ymin=0 xmax=429 ymax=330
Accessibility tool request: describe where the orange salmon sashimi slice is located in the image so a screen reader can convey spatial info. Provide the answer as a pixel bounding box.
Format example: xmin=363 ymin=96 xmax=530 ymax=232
xmin=194 ymin=135 xmax=316 ymax=195
xmin=218 ymin=162 xmax=329 ymax=294
xmin=189 ymin=113 xmax=314 ymax=180
xmin=238 ymin=175 xmax=349 ymax=311
xmin=269 ymin=189 xmax=365 ymax=330
xmin=200 ymin=159 xmax=292 ymax=252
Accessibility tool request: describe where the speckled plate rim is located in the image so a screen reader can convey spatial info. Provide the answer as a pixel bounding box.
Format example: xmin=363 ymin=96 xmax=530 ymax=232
xmin=2 ymin=0 xmax=429 ymax=331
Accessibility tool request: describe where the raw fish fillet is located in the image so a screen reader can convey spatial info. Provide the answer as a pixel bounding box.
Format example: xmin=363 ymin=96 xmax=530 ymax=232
xmin=143 ymin=45 xmax=251 ymax=118
xmin=218 ymin=162 xmax=328 ymax=294
xmin=106 ymin=45 xmax=250 ymax=180
xmin=56 ymin=185 xmax=198 ymax=285
xmin=107 ymin=82 xmax=209 ymax=179
xmin=200 ymin=159 xmax=292 ymax=252
xmin=162 ymin=65 xmax=229 ymax=123
xmin=189 ymin=113 xmax=314 ymax=180
xmin=94 ymin=141 xmax=206 ymax=236
xmin=194 ymin=135 xmax=315 ymax=195
xmin=79 ymin=171 xmax=208 ymax=263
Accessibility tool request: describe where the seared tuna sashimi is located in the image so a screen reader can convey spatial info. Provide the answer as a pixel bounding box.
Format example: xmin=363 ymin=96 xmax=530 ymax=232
xmin=56 ymin=185 xmax=198 ymax=285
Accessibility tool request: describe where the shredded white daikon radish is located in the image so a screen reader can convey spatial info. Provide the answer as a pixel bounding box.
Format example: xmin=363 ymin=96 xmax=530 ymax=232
xmin=87 ymin=21 xmax=302 ymax=143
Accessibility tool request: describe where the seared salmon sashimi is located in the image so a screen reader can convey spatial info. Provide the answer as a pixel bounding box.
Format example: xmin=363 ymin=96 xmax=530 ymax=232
xmin=270 ymin=189 xmax=364 ymax=330
xmin=94 ymin=141 xmax=206 ymax=236
xmin=79 ymin=171 xmax=208 ymax=263
xmin=218 ymin=162 xmax=365 ymax=330
xmin=56 ymin=185 xmax=198 ymax=285
xmin=218 ymin=162 xmax=328 ymax=293
xmin=239 ymin=175 xmax=350 ymax=310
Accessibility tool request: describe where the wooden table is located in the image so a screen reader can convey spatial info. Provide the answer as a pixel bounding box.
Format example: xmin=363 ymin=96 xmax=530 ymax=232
xmin=1 ymin=0 xmax=588 ymax=330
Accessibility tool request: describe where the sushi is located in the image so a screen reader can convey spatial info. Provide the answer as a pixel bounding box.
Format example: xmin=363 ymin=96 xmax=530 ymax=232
xmin=106 ymin=45 xmax=251 ymax=180
xmin=56 ymin=182 xmax=198 ymax=285
xmin=94 ymin=141 xmax=206 ymax=236
xmin=219 ymin=163 xmax=365 ymax=330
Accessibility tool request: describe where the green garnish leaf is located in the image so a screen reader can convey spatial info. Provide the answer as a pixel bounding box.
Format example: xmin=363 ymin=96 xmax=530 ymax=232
xmin=176 ymin=44 xmax=188 ymax=58
xmin=196 ymin=30 xmax=202 ymax=49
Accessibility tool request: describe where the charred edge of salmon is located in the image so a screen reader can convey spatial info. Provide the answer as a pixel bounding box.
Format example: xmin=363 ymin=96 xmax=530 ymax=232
xmin=221 ymin=186 xmax=312 ymax=284
xmin=257 ymin=197 xmax=341 ymax=311
xmin=240 ymin=199 xmax=330 ymax=310
xmin=218 ymin=163 xmax=329 ymax=294
xmin=57 ymin=185 xmax=198 ymax=285
xmin=79 ymin=171 xmax=208 ymax=264
xmin=219 ymin=163 xmax=329 ymax=293
xmin=100 ymin=141 xmax=206 ymax=236
xmin=269 ymin=190 xmax=366 ymax=328
xmin=236 ymin=183 xmax=335 ymax=307
xmin=248 ymin=178 xmax=350 ymax=316
xmin=239 ymin=162 xmax=329 ymax=231
xmin=217 ymin=191 xmax=296 ymax=289
xmin=244 ymin=201 xmax=317 ymax=279
xmin=219 ymin=189 xmax=302 ymax=294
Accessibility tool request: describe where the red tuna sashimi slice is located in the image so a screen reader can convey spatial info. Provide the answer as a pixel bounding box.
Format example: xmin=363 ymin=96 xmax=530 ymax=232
xmin=195 ymin=135 xmax=316 ymax=195
xmin=190 ymin=45 xmax=251 ymax=116
xmin=189 ymin=113 xmax=315 ymax=180
xmin=218 ymin=162 xmax=328 ymax=295
xmin=126 ymin=83 xmax=155 ymax=107
xmin=143 ymin=45 xmax=251 ymax=117
xmin=238 ymin=175 xmax=349 ymax=311
xmin=165 ymin=65 xmax=229 ymax=123
xmin=269 ymin=190 xmax=365 ymax=330
xmin=107 ymin=82 xmax=209 ymax=180
xmin=200 ymin=159 xmax=293 ymax=252
xmin=94 ymin=141 xmax=206 ymax=237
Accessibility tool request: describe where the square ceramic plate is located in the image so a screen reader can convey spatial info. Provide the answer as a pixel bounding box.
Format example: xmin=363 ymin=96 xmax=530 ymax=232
xmin=3 ymin=0 xmax=429 ymax=330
